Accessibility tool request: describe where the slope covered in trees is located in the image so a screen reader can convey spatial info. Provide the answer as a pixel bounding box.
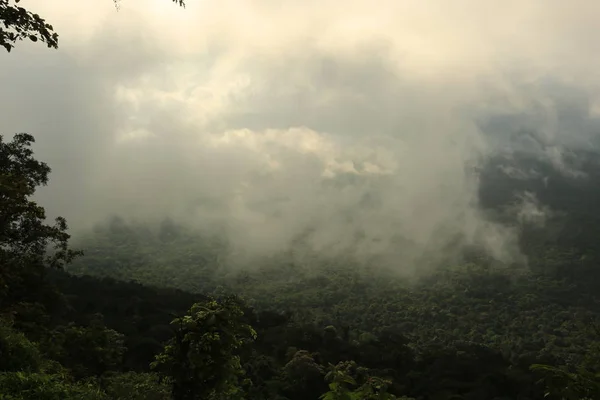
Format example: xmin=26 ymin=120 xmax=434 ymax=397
xmin=64 ymin=147 xmax=600 ymax=399
xmin=2 ymin=132 xmax=600 ymax=398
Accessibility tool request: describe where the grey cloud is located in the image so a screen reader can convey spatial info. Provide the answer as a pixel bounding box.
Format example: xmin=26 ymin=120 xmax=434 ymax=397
xmin=0 ymin=50 xmax=120 ymax=222
xmin=2 ymin=0 xmax=600 ymax=273
xmin=478 ymin=80 xmax=600 ymax=181
xmin=513 ymin=192 xmax=551 ymax=227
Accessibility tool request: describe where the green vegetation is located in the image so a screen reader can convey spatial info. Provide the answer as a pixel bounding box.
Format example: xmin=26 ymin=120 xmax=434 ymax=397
xmin=1 ymin=132 xmax=600 ymax=399
xmin=151 ymin=297 xmax=257 ymax=400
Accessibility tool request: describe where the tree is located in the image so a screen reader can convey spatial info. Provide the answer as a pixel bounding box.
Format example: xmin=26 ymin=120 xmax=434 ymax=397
xmin=46 ymin=314 xmax=127 ymax=379
xmin=320 ymin=361 xmax=406 ymax=400
xmin=0 ymin=372 xmax=109 ymax=400
xmin=530 ymin=364 xmax=600 ymax=400
xmin=0 ymin=319 xmax=43 ymax=372
xmin=103 ymin=371 xmax=172 ymax=400
xmin=281 ymin=350 xmax=326 ymax=400
xmin=0 ymin=319 xmax=109 ymax=400
xmin=0 ymin=133 xmax=81 ymax=309
xmin=1 ymin=0 xmax=186 ymax=52
xmin=151 ymin=296 xmax=257 ymax=400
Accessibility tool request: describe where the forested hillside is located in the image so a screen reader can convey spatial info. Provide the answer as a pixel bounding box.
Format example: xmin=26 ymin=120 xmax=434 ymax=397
xmin=3 ymin=1 xmax=600 ymax=399
xmin=60 ymin=147 xmax=600 ymax=399
xmin=3 ymin=131 xmax=600 ymax=399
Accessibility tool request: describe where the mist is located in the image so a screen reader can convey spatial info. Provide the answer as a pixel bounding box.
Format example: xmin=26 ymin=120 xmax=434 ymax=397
xmin=2 ymin=0 xmax=600 ymax=272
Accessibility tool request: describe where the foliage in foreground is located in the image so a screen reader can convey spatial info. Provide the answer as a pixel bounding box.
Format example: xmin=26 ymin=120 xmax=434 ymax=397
xmin=151 ymin=297 xmax=257 ymax=400
xmin=530 ymin=363 xmax=600 ymax=400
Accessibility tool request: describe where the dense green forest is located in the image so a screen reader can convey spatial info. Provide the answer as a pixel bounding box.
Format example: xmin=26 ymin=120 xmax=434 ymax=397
xmin=2 ymin=132 xmax=600 ymax=399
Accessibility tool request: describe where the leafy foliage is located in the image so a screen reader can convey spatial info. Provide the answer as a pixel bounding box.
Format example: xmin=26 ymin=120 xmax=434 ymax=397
xmin=0 ymin=133 xmax=81 ymax=310
xmin=0 ymin=321 xmax=42 ymax=372
xmin=151 ymin=297 xmax=257 ymax=400
xmin=320 ymin=361 xmax=403 ymax=400
xmin=103 ymin=372 xmax=172 ymax=400
xmin=45 ymin=314 xmax=126 ymax=379
xmin=530 ymin=364 xmax=600 ymax=400
xmin=281 ymin=350 xmax=326 ymax=399
xmin=0 ymin=0 xmax=58 ymax=52
xmin=0 ymin=372 xmax=108 ymax=400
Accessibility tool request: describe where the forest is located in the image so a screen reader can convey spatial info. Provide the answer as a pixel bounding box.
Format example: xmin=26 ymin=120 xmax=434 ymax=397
xmin=2 ymin=134 xmax=600 ymax=400
xmin=3 ymin=1 xmax=600 ymax=399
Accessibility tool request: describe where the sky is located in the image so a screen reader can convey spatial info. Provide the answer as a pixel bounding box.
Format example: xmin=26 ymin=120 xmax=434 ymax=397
xmin=2 ymin=0 xmax=600 ymax=270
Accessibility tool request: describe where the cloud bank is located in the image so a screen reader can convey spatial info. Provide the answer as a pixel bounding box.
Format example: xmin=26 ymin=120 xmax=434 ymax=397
xmin=2 ymin=0 xmax=600 ymax=270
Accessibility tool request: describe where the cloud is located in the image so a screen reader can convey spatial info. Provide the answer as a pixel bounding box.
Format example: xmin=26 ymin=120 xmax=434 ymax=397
xmin=513 ymin=192 xmax=551 ymax=227
xmin=2 ymin=0 xmax=600 ymax=270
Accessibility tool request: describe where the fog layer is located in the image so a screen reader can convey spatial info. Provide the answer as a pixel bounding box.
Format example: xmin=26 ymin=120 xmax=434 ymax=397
xmin=2 ymin=0 xmax=600 ymax=269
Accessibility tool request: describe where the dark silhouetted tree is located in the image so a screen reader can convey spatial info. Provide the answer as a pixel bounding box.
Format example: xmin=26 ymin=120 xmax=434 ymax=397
xmin=0 ymin=133 xmax=81 ymax=309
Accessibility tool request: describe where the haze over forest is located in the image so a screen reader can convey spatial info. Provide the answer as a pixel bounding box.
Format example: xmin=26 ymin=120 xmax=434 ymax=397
xmin=4 ymin=0 xmax=600 ymax=273
xmin=5 ymin=2 xmax=600 ymax=399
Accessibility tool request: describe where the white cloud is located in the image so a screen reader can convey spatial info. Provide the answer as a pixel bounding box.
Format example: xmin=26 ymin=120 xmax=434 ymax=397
xmin=2 ymin=0 xmax=600 ymax=269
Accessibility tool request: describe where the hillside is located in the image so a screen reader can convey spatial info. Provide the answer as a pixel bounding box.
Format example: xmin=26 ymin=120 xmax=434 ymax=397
xmin=58 ymin=149 xmax=600 ymax=399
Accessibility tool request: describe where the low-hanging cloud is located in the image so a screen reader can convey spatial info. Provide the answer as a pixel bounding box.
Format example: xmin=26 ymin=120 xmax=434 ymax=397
xmin=2 ymin=0 xmax=600 ymax=271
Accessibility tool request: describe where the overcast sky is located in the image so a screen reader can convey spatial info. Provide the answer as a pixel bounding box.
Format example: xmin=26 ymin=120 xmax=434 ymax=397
xmin=2 ymin=0 xmax=600 ymax=269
